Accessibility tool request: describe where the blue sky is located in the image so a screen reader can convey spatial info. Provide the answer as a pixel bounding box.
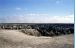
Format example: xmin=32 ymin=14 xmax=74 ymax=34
xmin=0 ymin=0 xmax=74 ymax=23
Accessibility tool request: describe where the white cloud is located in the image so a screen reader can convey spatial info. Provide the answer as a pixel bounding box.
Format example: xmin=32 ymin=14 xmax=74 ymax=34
xmin=56 ymin=1 xmax=59 ymax=4
xmin=26 ymin=13 xmax=48 ymax=16
xmin=56 ymin=1 xmax=60 ymax=4
xmin=16 ymin=7 xmax=21 ymax=10
xmin=0 ymin=13 xmax=74 ymax=23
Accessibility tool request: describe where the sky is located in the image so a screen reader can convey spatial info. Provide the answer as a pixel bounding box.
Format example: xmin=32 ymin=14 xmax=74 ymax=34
xmin=0 ymin=0 xmax=74 ymax=23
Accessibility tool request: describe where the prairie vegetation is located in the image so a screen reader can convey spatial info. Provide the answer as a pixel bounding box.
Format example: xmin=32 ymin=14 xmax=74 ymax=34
xmin=0 ymin=23 xmax=74 ymax=36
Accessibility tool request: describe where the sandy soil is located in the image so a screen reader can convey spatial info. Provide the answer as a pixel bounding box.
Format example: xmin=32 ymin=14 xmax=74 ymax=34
xmin=0 ymin=30 xmax=74 ymax=48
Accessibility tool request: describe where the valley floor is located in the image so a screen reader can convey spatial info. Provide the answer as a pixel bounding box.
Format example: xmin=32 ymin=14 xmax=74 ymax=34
xmin=0 ymin=30 xmax=74 ymax=48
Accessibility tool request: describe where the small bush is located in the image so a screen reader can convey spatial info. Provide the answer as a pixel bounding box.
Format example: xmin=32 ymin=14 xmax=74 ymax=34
xmin=21 ymin=29 xmax=41 ymax=36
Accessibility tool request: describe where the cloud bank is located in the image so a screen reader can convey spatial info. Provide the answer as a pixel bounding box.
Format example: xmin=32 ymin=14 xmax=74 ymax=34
xmin=0 ymin=14 xmax=74 ymax=23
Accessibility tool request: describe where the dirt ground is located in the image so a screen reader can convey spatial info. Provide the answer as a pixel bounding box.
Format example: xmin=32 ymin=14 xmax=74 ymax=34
xmin=0 ymin=30 xmax=74 ymax=48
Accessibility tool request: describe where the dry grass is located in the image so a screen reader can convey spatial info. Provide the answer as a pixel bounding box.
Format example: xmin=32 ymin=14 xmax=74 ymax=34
xmin=0 ymin=30 xmax=74 ymax=48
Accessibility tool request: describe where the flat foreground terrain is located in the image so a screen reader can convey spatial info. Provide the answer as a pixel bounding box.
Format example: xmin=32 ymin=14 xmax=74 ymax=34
xmin=0 ymin=30 xmax=74 ymax=48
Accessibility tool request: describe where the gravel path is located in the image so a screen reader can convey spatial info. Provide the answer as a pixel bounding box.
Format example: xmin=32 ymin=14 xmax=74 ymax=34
xmin=0 ymin=30 xmax=74 ymax=48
